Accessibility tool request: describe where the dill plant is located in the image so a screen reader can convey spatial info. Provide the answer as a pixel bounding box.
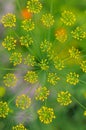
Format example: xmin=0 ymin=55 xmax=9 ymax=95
xmin=0 ymin=0 xmax=86 ymax=129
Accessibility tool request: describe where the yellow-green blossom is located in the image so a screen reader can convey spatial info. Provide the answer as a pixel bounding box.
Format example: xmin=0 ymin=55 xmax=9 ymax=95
xmin=38 ymin=59 xmax=49 ymax=70
xmin=2 ymin=36 xmax=16 ymax=51
xmin=21 ymin=19 xmax=35 ymax=31
xmin=57 ymin=91 xmax=72 ymax=106
xmin=83 ymin=111 xmax=86 ymax=116
xmin=41 ymin=13 xmax=54 ymax=28
xmin=69 ymin=46 xmax=81 ymax=60
xmin=3 ymin=73 xmax=17 ymax=87
xmin=61 ymin=10 xmax=76 ymax=26
xmin=24 ymin=71 xmax=38 ymax=84
xmin=20 ymin=35 xmax=33 ymax=47
xmin=53 ymin=56 xmax=65 ymax=70
xmin=35 ymin=87 xmax=50 ymax=101
xmin=27 ymin=0 xmax=42 ymax=14
xmin=71 ymin=27 xmax=86 ymax=40
xmin=37 ymin=106 xmax=56 ymax=124
xmin=0 ymin=101 xmax=9 ymax=118
xmin=9 ymin=52 xmax=22 ymax=66
xmin=66 ymin=72 xmax=79 ymax=85
xmin=16 ymin=94 xmax=31 ymax=110
xmin=55 ymin=28 xmax=67 ymax=43
xmin=12 ymin=124 xmax=27 ymax=130
xmin=0 ymin=87 xmax=6 ymax=97
xmin=24 ymin=54 xmax=36 ymax=66
xmin=40 ymin=40 xmax=52 ymax=52
xmin=1 ymin=13 xmax=16 ymax=27
xmin=47 ymin=73 xmax=60 ymax=85
xmin=80 ymin=60 xmax=86 ymax=73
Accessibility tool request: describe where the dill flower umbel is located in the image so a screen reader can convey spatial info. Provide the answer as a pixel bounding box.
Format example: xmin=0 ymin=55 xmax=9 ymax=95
xmin=66 ymin=72 xmax=79 ymax=85
xmin=47 ymin=73 xmax=60 ymax=85
xmin=53 ymin=56 xmax=65 ymax=70
xmin=55 ymin=28 xmax=67 ymax=43
xmin=24 ymin=54 xmax=36 ymax=66
xmin=61 ymin=10 xmax=76 ymax=26
xmin=38 ymin=59 xmax=49 ymax=70
xmin=24 ymin=71 xmax=38 ymax=84
xmin=35 ymin=87 xmax=50 ymax=101
xmin=37 ymin=106 xmax=56 ymax=124
xmin=0 ymin=101 xmax=9 ymax=118
xmin=1 ymin=13 xmax=16 ymax=27
xmin=20 ymin=35 xmax=33 ymax=47
xmin=69 ymin=46 xmax=81 ymax=60
xmin=71 ymin=27 xmax=86 ymax=40
xmin=12 ymin=124 xmax=27 ymax=130
xmin=2 ymin=36 xmax=16 ymax=51
xmin=57 ymin=91 xmax=72 ymax=106
xmin=40 ymin=40 xmax=52 ymax=52
xmin=41 ymin=13 xmax=54 ymax=28
xmin=3 ymin=73 xmax=17 ymax=87
xmin=21 ymin=19 xmax=35 ymax=31
xmin=16 ymin=94 xmax=31 ymax=110
xmin=9 ymin=52 xmax=22 ymax=66
xmin=80 ymin=60 xmax=86 ymax=73
xmin=27 ymin=0 xmax=42 ymax=14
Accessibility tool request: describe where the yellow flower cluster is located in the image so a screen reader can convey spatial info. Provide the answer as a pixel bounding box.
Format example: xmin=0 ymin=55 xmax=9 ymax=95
xmin=57 ymin=91 xmax=72 ymax=106
xmin=69 ymin=46 xmax=81 ymax=60
xmin=40 ymin=40 xmax=52 ymax=52
xmin=27 ymin=0 xmax=42 ymax=14
xmin=48 ymin=50 xmax=55 ymax=60
xmin=80 ymin=60 xmax=86 ymax=73
xmin=37 ymin=106 xmax=56 ymax=124
xmin=39 ymin=59 xmax=49 ymax=70
xmin=20 ymin=35 xmax=33 ymax=47
xmin=55 ymin=28 xmax=67 ymax=43
xmin=16 ymin=94 xmax=31 ymax=110
xmin=61 ymin=10 xmax=76 ymax=26
xmin=35 ymin=87 xmax=50 ymax=101
xmin=24 ymin=71 xmax=38 ymax=84
xmin=21 ymin=19 xmax=35 ymax=31
xmin=24 ymin=54 xmax=36 ymax=66
xmin=66 ymin=72 xmax=79 ymax=85
xmin=12 ymin=124 xmax=27 ymax=130
xmin=2 ymin=36 xmax=16 ymax=51
xmin=0 ymin=101 xmax=9 ymax=118
xmin=47 ymin=73 xmax=60 ymax=85
xmin=9 ymin=52 xmax=22 ymax=66
xmin=41 ymin=13 xmax=54 ymax=28
xmin=53 ymin=56 xmax=64 ymax=70
xmin=71 ymin=27 xmax=86 ymax=40
xmin=3 ymin=73 xmax=17 ymax=87
xmin=1 ymin=13 xmax=16 ymax=27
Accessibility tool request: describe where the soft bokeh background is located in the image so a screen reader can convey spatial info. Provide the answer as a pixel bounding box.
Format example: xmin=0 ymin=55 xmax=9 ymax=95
xmin=0 ymin=0 xmax=86 ymax=130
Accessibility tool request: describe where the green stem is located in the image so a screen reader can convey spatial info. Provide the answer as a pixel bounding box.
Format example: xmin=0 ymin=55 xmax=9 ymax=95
xmin=80 ymin=80 xmax=86 ymax=85
xmin=0 ymin=67 xmax=26 ymax=71
xmin=72 ymin=96 xmax=86 ymax=110
xmin=48 ymin=0 xmax=53 ymax=41
xmin=16 ymin=0 xmax=22 ymax=12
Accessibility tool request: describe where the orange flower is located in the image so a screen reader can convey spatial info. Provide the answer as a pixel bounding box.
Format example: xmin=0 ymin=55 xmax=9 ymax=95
xmin=21 ymin=9 xmax=32 ymax=19
xmin=55 ymin=28 xmax=67 ymax=43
